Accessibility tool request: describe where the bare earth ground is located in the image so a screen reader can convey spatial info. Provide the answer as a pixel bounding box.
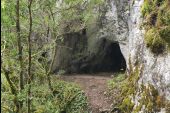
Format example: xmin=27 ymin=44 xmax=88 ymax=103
xmin=61 ymin=73 xmax=114 ymax=113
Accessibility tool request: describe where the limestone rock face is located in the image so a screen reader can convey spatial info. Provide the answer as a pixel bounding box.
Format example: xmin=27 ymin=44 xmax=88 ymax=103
xmin=51 ymin=31 xmax=88 ymax=73
xmin=101 ymin=0 xmax=170 ymax=99
xmin=103 ymin=0 xmax=170 ymax=112
xmin=87 ymin=0 xmax=129 ymax=62
xmin=128 ymin=0 xmax=170 ymax=106
xmin=52 ymin=0 xmax=128 ymax=74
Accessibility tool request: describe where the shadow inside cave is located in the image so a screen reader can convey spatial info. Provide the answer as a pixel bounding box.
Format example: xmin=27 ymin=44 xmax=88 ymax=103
xmin=70 ymin=38 xmax=126 ymax=74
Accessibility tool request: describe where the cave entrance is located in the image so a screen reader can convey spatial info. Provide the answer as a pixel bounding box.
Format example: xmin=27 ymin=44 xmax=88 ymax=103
xmin=101 ymin=43 xmax=126 ymax=72
xmin=80 ymin=39 xmax=126 ymax=74
xmin=53 ymin=36 xmax=127 ymax=74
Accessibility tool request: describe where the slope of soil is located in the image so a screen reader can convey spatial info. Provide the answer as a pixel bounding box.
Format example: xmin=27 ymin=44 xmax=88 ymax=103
xmin=60 ymin=73 xmax=114 ymax=113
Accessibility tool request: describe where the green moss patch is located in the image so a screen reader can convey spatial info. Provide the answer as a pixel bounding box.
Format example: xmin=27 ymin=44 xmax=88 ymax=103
xmin=145 ymin=28 xmax=166 ymax=54
xmin=141 ymin=0 xmax=154 ymax=17
xmin=119 ymin=97 xmax=135 ymax=113
xmin=141 ymin=0 xmax=170 ymax=54
xmin=108 ymin=60 xmax=140 ymax=112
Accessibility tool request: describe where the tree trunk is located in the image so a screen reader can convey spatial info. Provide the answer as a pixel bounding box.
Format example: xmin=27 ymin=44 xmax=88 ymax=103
xmin=27 ymin=0 xmax=33 ymax=112
xmin=16 ymin=0 xmax=24 ymax=112
xmin=16 ymin=0 xmax=24 ymax=94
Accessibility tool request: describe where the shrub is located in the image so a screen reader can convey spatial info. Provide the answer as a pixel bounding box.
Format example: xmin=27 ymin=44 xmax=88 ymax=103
xmin=52 ymin=80 xmax=88 ymax=113
xmin=1 ymin=79 xmax=88 ymax=113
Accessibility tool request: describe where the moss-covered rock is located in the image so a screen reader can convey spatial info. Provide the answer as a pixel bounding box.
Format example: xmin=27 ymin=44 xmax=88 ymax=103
xmin=109 ymin=60 xmax=140 ymax=112
xmin=142 ymin=0 xmax=170 ymax=54
xmin=109 ymin=59 xmax=169 ymax=112
xmin=145 ymin=28 xmax=166 ymax=54
xmin=119 ymin=97 xmax=135 ymax=112
xmin=133 ymin=84 xmax=166 ymax=113
xmin=141 ymin=0 xmax=154 ymax=17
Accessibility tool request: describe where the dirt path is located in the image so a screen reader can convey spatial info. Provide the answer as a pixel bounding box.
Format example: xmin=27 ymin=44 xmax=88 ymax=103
xmin=61 ymin=73 xmax=113 ymax=113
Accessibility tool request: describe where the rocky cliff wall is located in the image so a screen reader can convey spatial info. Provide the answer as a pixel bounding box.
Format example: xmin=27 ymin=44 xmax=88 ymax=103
xmin=106 ymin=0 xmax=170 ymax=112
xmin=127 ymin=0 xmax=170 ymax=112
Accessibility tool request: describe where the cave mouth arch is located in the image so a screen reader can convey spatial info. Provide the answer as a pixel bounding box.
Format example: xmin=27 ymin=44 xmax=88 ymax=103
xmin=51 ymin=32 xmax=126 ymax=74
xmin=75 ymin=39 xmax=127 ymax=74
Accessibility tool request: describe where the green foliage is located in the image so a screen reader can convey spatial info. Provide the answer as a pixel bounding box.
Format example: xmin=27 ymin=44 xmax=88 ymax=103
xmin=1 ymin=0 xmax=94 ymax=112
xmin=119 ymin=97 xmax=134 ymax=113
xmin=108 ymin=63 xmax=168 ymax=112
xmin=30 ymin=80 xmax=88 ymax=113
xmin=145 ymin=28 xmax=166 ymax=54
xmin=156 ymin=0 xmax=170 ymax=26
xmin=141 ymin=0 xmax=154 ymax=17
xmin=53 ymin=80 xmax=88 ymax=113
xmin=141 ymin=0 xmax=170 ymax=54
xmin=107 ymin=73 xmax=126 ymax=89
xmin=159 ymin=26 xmax=170 ymax=45
xmin=56 ymin=0 xmax=104 ymax=34
xmin=108 ymin=62 xmax=140 ymax=112
xmin=2 ymin=78 xmax=88 ymax=113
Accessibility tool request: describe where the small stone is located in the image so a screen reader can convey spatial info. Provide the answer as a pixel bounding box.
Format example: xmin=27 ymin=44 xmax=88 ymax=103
xmin=111 ymin=75 xmax=114 ymax=78
xmin=104 ymin=91 xmax=107 ymax=95
xmin=99 ymin=108 xmax=110 ymax=113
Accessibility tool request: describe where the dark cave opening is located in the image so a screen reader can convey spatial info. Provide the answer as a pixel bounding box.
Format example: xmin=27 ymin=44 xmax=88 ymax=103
xmin=53 ymin=33 xmax=127 ymax=74
xmin=88 ymin=40 xmax=126 ymax=73
xmin=73 ymin=39 xmax=127 ymax=74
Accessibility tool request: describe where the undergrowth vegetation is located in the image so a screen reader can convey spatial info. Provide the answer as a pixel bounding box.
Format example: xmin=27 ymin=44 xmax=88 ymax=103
xmin=1 ymin=76 xmax=88 ymax=113
xmin=141 ymin=0 xmax=170 ymax=54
